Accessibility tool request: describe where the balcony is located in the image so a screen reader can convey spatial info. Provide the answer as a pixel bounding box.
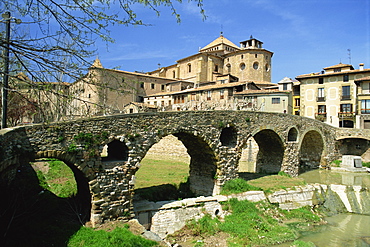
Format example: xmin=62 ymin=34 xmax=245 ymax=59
xmin=338 ymin=112 xmax=355 ymax=119
xmin=317 ymin=96 xmax=325 ymax=102
xmin=315 ymin=113 xmax=327 ymax=121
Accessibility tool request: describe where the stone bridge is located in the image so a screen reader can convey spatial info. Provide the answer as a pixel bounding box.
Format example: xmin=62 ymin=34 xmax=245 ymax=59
xmin=1 ymin=111 xmax=370 ymax=225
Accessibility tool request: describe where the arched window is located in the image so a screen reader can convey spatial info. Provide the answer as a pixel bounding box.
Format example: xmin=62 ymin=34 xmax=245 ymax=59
xmin=188 ymin=63 xmax=192 ymax=73
xmin=240 ymin=63 xmax=246 ymax=70
xmin=226 ymin=64 xmax=231 ymax=73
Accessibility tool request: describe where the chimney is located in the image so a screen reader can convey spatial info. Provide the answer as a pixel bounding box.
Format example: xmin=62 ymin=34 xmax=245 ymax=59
xmin=359 ymin=63 xmax=364 ymax=71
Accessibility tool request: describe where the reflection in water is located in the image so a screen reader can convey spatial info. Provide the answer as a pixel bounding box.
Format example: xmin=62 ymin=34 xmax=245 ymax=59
xmin=291 ymin=170 xmax=370 ymax=247
xmin=299 ymin=170 xmax=370 ymax=187
xmin=297 ymin=214 xmax=370 ymax=247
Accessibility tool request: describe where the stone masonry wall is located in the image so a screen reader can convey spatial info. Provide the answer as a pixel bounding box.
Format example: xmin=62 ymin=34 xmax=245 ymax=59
xmin=1 ymin=111 xmax=369 ymax=226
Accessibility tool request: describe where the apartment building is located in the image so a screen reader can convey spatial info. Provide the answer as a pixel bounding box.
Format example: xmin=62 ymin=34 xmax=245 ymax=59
xmin=296 ymin=63 xmax=370 ymax=128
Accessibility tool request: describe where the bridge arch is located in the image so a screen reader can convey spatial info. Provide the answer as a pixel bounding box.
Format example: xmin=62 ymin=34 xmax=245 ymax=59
xmin=220 ymin=126 xmax=238 ymax=148
xmin=335 ymin=136 xmax=370 ymax=161
xmin=34 ymin=151 xmax=92 ymax=223
xmin=133 ymin=131 xmax=218 ymax=197
xmin=298 ymin=129 xmax=325 ymax=174
xmin=287 ymin=127 xmax=299 ymax=142
xmin=250 ymin=129 xmax=285 ymax=174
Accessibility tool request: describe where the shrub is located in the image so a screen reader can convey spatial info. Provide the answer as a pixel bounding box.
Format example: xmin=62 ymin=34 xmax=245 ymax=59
xmin=221 ymin=178 xmax=262 ymax=195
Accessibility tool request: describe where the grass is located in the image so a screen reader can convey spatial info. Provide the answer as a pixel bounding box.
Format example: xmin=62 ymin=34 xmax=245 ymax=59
xmin=135 ymin=154 xmax=189 ymax=189
xmin=175 ymin=198 xmax=322 ymax=246
xmin=248 ymin=173 xmax=306 ymax=194
xmin=33 ymin=158 xmax=77 ymax=198
xmin=68 ymin=225 xmax=158 ymax=247
xmin=220 ymin=178 xmax=262 ymax=195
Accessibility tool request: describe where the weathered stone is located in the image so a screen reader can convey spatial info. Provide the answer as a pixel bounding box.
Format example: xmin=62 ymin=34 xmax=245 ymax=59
xmin=1 ymin=111 xmax=370 ymax=228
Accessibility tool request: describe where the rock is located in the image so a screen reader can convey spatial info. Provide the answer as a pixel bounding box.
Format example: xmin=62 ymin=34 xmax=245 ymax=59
xmin=142 ymin=230 xmax=163 ymax=242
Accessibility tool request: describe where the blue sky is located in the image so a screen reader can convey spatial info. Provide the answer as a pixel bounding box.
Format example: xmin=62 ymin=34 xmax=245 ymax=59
xmin=95 ymin=0 xmax=369 ymax=83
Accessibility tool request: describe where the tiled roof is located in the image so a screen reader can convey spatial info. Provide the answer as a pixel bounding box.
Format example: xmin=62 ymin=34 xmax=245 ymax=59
xmin=200 ymin=35 xmax=240 ymax=51
xmin=323 ymin=63 xmax=353 ymax=70
xmin=234 ymin=89 xmax=289 ymax=95
xmin=354 ymin=76 xmax=370 ymax=81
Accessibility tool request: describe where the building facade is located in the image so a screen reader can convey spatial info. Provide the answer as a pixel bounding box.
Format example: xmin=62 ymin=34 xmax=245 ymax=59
xmin=296 ymin=63 xmax=370 ymax=128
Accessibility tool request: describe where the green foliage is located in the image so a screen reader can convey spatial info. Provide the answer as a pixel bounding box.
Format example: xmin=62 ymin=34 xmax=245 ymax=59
xmin=218 ymin=121 xmax=225 ymax=129
xmin=38 ymin=159 xmax=77 ymax=198
xmin=278 ymin=171 xmax=292 ymax=177
xmin=220 ymin=199 xmax=297 ymax=246
xmin=221 ymin=178 xmax=262 ymax=195
xmin=67 ymin=143 xmax=78 ymax=152
xmin=187 ymin=214 xmax=221 ymax=236
xmin=68 ymin=226 xmax=158 ymax=247
xmin=291 ymin=240 xmax=316 ymax=247
xmin=36 ymin=170 xmax=49 ymax=190
xmin=283 ymin=207 xmax=321 ymax=222
xmin=245 ymin=117 xmax=250 ymax=122
xmin=69 ymin=131 xmax=109 ymax=154
xmin=362 ymin=162 xmax=370 ymax=168
xmin=331 ymin=160 xmax=342 ymax=167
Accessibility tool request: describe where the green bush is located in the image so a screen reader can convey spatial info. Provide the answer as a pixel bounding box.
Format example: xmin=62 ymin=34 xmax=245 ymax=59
xmin=362 ymin=162 xmax=370 ymax=168
xmin=68 ymin=226 xmax=158 ymax=247
xmin=221 ymin=178 xmax=262 ymax=195
xmin=283 ymin=207 xmax=321 ymax=222
xmin=330 ymin=160 xmax=342 ymax=167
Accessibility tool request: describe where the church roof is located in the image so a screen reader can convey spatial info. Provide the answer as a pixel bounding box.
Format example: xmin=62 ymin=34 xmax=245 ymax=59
xmin=91 ymin=58 xmax=103 ymax=68
xmin=199 ymin=35 xmax=239 ymax=52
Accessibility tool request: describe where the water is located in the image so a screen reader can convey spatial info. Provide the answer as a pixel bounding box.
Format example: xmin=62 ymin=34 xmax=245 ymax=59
xmin=288 ymin=214 xmax=370 ymax=247
xmin=283 ymin=170 xmax=370 ymax=247
xmin=298 ymin=169 xmax=370 ymax=187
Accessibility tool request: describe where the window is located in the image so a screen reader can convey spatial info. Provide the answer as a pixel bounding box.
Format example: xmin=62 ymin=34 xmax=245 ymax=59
xmin=214 ymin=65 xmax=219 ymax=72
xmin=362 ymin=82 xmax=370 ymax=94
xmin=361 ymin=100 xmax=370 ymax=113
xmin=283 ymin=84 xmax=287 ymax=90
xmin=272 ymin=98 xmax=280 ymax=104
xmin=342 ymin=86 xmax=350 ymax=100
xmin=253 ymin=62 xmax=259 ymax=70
xmin=318 ymin=78 xmax=324 ymax=84
xmin=181 ymin=95 xmax=185 ymax=103
xmin=140 ymin=82 xmax=144 ymax=88
xmin=334 ymin=68 xmax=341 ymax=72
xmin=340 ymin=104 xmax=352 ymax=113
xmin=226 ymin=64 xmax=231 ymax=73
xmin=151 ymin=83 xmax=155 ymax=89
xmin=207 ymin=91 xmax=211 ymax=100
xmin=240 ymin=63 xmax=246 ymax=70
xmin=161 ymin=85 xmax=165 ymax=91
xmin=188 ymin=63 xmax=191 ymax=73
xmin=173 ymin=71 xmax=176 ymax=78
xmin=317 ymin=88 xmax=325 ymax=101
xmin=318 ymin=105 xmax=326 ymax=113
xmin=343 ymin=74 xmax=349 ymax=82
xmin=220 ymin=89 xmax=224 ymax=99
xmin=241 ymin=55 xmax=244 ymax=59
xmin=295 ymin=98 xmax=300 ymax=107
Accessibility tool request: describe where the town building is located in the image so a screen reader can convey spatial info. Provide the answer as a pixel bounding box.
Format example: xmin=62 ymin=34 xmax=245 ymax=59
xmin=68 ymin=58 xmax=191 ymax=118
xmin=355 ymin=75 xmax=370 ymax=128
xmin=144 ymin=34 xmax=290 ymax=112
xmin=296 ymin=63 xmax=370 ymax=128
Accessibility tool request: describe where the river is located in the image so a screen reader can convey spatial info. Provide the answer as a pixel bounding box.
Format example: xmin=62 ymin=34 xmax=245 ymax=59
xmin=278 ymin=170 xmax=370 ymax=247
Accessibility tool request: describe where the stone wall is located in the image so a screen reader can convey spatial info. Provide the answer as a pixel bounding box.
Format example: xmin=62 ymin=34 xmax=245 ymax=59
xmin=1 ymin=111 xmax=370 ymax=226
